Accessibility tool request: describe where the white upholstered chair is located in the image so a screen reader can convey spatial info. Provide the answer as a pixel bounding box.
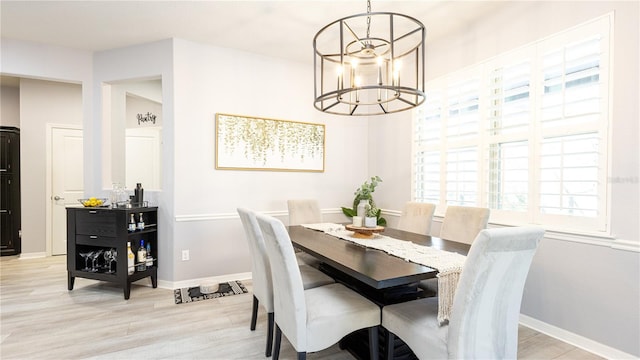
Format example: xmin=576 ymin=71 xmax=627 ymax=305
xmin=287 ymin=199 xmax=322 ymax=225
xmin=237 ymin=208 xmax=335 ymax=357
xmin=420 ymin=205 xmax=490 ymax=295
xmin=382 ymin=226 xmax=545 ymax=360
xmin=439 ymin=205 xmax=490 ymax=244
xmin=287 ymin=199 xmax=323 ymax=268
xmin=397 ymin=202 xmax=436 ymax=235
xmin=256 ymin=213 xmax=381 ymax=360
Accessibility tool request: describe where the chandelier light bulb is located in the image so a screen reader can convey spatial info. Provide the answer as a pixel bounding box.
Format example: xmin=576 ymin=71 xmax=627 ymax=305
xmin=355 ymin=76 xmax=362 ymax=88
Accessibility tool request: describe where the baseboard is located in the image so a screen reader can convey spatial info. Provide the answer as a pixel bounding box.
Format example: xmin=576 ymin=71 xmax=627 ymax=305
xmin=159 ymin=271 xmax=252 ymax=290
xmin=519 ymin=314 xmax=637 ymax=359
xmin=19 ymin=252 xmax=47 ymax=259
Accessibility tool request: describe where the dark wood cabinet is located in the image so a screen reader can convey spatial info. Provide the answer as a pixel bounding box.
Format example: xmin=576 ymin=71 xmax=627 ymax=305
xmin=66 ymin=206 xmax=158 ymax=299
xmin=1 ymin=126 xmax=21 ymax=256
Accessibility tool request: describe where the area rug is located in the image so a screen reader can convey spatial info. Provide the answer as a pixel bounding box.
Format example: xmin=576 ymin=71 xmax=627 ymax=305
xmin=174 ymin=281 xmax=248 ymax=304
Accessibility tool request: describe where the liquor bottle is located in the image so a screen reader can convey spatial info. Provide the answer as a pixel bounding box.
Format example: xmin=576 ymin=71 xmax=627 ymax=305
xmin=127 ymin=242 xmax=135 ymax=275
xmin=137 ymin=240 xmax=147 ymax=272
xmin=137 ymin=212 xmax=145 ymax=230
xmin=134 ymin=183 xmax=144 ymax=205
xmin=128 ymin=213 xmax=136 ymax=232
xmin=145 ymin=242 xmax=153 ymax=267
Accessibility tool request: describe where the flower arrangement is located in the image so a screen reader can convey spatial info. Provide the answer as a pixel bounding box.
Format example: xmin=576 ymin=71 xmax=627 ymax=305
xmin=341 ymin=176 xmax=387 ymax=226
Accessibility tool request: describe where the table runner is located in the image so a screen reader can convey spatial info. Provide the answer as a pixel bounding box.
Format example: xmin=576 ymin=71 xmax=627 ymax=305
xmin=301 ymin=223 xmax=465 ymax=324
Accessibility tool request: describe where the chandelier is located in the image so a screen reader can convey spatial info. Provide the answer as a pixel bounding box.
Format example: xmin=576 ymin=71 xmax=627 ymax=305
xmin=313 ymin=0 xmax=426 ymax=116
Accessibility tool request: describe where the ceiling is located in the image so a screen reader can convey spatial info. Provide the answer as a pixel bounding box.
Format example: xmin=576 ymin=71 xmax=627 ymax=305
xmin=0 ymin=1 xmax=502 ymax=64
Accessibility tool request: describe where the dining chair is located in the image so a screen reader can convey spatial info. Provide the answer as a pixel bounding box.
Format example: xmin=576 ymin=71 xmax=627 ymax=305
xmin=287 ymin=199 xmax=323 ymax=268
xmin=256 ymin=213 xmax=381 ymax=360
xmin=439 ymin=205 xmax=490 ymax=244
xmin=287 ymin=199 xmax=322 ymax=225
xmin=382 ymin=226 xmax=545 ymax=360
xmin=397 ymin=202 xmax=436 ymax=235
xmin=420 ymin=205 xmax=490 ymax=296
xmin=237 ymin=208 xmax=335 ymax=357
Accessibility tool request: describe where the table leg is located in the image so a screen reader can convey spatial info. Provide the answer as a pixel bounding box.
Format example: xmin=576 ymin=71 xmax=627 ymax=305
xmin=67 ymin=273 xmax=75 ymax=290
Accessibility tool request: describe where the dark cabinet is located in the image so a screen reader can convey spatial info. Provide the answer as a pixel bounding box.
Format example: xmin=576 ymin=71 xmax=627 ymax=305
xmin=67 ymin=206 xmax=158 ymax=299
xmin=1 ymin=127 xmax=21 ymax=256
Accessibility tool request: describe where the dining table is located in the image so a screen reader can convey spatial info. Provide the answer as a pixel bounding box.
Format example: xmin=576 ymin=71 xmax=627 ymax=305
xmin=287 ymin=224 xmax=470 ymax=360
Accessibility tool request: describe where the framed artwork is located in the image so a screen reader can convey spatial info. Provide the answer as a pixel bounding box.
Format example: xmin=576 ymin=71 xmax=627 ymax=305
xmin=215 ymin=113 xmax=325 ymax=172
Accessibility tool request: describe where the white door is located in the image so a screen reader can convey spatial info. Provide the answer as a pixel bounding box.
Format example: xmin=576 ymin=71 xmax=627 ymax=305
xmin=51 ymin=128 xmax=83 ymax=255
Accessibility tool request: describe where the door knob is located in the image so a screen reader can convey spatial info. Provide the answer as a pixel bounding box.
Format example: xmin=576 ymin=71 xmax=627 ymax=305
xmin=53 ymin=195 xmax=65 ymax=201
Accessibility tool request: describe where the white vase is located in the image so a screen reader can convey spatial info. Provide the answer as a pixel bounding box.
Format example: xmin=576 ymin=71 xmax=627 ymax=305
xmin=364 ymin=216 xmax=377 ymax=228
xmin=356 ymin=199 xmax=369 ymax=218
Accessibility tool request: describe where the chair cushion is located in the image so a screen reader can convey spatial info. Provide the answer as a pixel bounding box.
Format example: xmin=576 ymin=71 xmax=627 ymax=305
xmin=296 ymin=251 xmax=321 ymax=268
xmin=418 ymin=277 xmax=439 ymax=297
xmin=382 ymin=297 xmax=448 ymax=358
xmin=299 ymin=264 xmax=334 ymax=290
xmin=304 ymin=283 xmax=381 ymax=352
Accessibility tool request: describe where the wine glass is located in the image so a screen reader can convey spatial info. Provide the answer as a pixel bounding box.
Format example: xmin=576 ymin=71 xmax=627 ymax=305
xmin=90 ymin=249 xmax=103 ymax=272
xmin=104 ymin=249 xmax=117 ymax=274
xmin=79 ymin=251 xmax=94 ymax=271
xmin=103 ymin=249 xmax=112 ymax=273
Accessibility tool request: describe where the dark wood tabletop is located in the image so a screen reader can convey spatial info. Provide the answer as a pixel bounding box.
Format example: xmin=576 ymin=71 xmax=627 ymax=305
xmin=287 ymin=225 xmax=470 ymax=290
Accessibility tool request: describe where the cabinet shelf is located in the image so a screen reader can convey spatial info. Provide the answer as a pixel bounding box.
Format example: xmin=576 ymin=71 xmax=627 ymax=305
xmin=67 ymin=206 xmax=158 ymax=299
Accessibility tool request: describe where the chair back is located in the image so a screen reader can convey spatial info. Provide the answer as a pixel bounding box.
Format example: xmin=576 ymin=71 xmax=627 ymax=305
xmin=287 ymin=199 xmax=322 ymax=225
xmin=256 ymin=213 xmax=308 ymax=349
xmin=237 ymin=208 xmax=274 ymax=312
xmin=397 ymin=202 xmax=436 ymax=234
xmin=439 ymin=206 xmax=490 ymax=244
xmin=447 ymin=226 xmax=544 ymax=359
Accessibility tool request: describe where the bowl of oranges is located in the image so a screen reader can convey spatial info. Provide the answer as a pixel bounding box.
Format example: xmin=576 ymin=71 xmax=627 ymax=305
xmin=79 ymin=197 xmax=108 ymax=207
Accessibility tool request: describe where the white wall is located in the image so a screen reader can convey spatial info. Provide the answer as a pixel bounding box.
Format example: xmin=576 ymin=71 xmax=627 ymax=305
xmin=1 ymin=85 xmax=20 ymax=127
xmin=93 ymin=39 xmax=175 ymax=281
xmin=370 ymin=1 xmax=639 ymax=357
xmin=171 ymin=39 xmax=369 ymax=281
xmin=19 ymin=79 xmax=82 ymax=254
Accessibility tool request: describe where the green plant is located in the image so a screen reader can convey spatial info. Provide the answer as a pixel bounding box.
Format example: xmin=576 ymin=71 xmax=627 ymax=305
xmin=366 ymin=204 xmax=379 ymax=218
xmin=341 ymin=176 xmax=387 ymax=226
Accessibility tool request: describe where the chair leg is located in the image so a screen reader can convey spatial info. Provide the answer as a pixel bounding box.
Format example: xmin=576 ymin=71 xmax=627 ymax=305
xmin=297 ymin=352 xmax=306 ymax=360
xmin=273 ymin=324 xmax=282 ymax=360
xmin=265 ymin=312 xmax=274 ymax=357
xmin=369 ymin=326 xmax=379 ymax=360
xmin=386 ymin=330 xmax=395 ymax=360
xmin=251 ymin=295 xmax=259 ymax=331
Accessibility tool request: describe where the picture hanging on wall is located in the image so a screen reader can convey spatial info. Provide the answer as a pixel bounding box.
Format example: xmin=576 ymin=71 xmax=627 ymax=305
xmin=215 ymin=113 xmax=325 ymax=172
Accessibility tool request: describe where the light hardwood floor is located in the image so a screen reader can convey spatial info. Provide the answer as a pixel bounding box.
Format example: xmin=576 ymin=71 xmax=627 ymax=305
xmin=1 ymin=255 xmax=603 ymax=360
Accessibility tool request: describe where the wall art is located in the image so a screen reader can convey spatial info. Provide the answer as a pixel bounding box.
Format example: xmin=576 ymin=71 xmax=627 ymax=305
xmin=215 ymin=113 xmax=325 ymax=172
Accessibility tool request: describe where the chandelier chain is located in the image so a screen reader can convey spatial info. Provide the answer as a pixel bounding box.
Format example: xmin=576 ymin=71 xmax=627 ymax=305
xmin=366 ymin=0 xmax=371 ymax=42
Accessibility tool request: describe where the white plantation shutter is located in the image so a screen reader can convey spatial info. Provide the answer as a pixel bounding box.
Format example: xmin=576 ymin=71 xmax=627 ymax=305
xmin=445 ymin=147 xmax=478 ymax=206
xmin=414 ymin=150 xmax=440 ymax=204
xmin=539 ymin=133 xmax=600 ymax=217
xmin=447 ymin=79 xmax=480 ymax=142
xmin=485 ymin=58 xmax=533 ymax=221
xmin=487 ymin=141 xmax=529 ymax=212
xmin=412 ymin=14 xmax=610 ymax=233
xmin=487 ymin=62 xmax=532 ymax=136
xmin=541 ymin=37 xmax=602 ymax=129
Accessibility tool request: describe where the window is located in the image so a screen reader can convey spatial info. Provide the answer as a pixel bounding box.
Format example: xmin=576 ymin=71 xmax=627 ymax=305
xmin=412 ymin=15 xmax=611 ymax=233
